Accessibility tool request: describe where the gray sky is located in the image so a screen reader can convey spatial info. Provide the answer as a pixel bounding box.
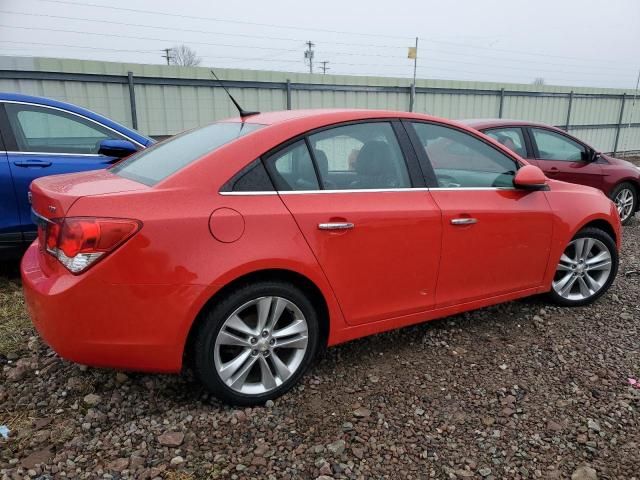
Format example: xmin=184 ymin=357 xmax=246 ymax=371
xmin=1 ymin=0 xmax=639 ymax=89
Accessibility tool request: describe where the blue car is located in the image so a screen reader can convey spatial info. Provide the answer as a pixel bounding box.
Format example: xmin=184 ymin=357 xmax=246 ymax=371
xmin=0 ymin=93 xmax=154 ymax=257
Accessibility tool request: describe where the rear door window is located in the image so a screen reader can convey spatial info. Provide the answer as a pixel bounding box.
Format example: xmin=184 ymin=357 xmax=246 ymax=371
xmin=484 ymin=127 xmax=527 ymax=158
xmin=308 ymin=122 xmax=410 ymax=190
xmin=112 ymin=122 xmax=263 ymax=185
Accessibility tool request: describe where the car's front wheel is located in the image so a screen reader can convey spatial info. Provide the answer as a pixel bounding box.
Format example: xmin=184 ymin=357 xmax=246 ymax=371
xmin=548 ymin=227 xmax=618 ymax=306
xmin=193 ymin=281 xmax=319 ymax=405
xmin=611 ymin=182 xmax=637 ymax=225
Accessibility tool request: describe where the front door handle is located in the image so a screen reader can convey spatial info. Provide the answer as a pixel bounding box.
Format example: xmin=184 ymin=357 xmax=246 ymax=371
xmin=13 ymin=160 xmax=52 ymax=168
xmin=547 ymin=167 xmax=559 ymax=175
xmin=318 ymin=222 xmax=354 ymax=231
xmin=451 ymin=217 xmax=478 ymax=226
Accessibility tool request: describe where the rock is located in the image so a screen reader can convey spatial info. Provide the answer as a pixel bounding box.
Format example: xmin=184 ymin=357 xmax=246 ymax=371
xmin=415 ymin=408 xmax=425 ymax=416
xmin=353 ymin=407 xmax=371 ymax=418
xmin=352 ymin=447 xmax=364 ymax=459
xmin=170 ymin=456 xmax=184 ymax=466
xmin=83 ymin=393 xmax=101 ymax=406
xmin=319 ymin=462 xmax=332 ymax=475
xmin=21 ymin=448 xmax=53 ymax=469
xmin=108 ymin=458 xmax=129 ymax=472
xmin=6 ymin=366 xmax=27 ymax=382
xmin=620 ymin=312 xmax=633 ymax=320
xmin=327 ymin=439 xmax=346 ymax=455
xmin=115 ymin=372 xmax=129 ymax=383
xmin=547 ymin=420 xmax=563 ymax=432
xmin=479 ymin=467 xmax=492 ymax=477
xmin=130 ymin=455 xmax=145 ymax=469
xmin=316 ymin=476 xmax=334 ymax=480
xmin=571 ymin=466 xmax=598 ymax=480
xmin=587 ymin=419 xmax=601 ymax=432
xmin=158 ymin=431 xmax=185 ymax=447
xmin=265 ymin=400 xmax=274 ymax=408
xmin=342 ymin=422 xmax=354 ymax=431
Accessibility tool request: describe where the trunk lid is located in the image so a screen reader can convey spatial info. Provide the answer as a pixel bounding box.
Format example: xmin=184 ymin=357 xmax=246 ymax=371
xmin=30 ymin=169 xmax=147 ymax=221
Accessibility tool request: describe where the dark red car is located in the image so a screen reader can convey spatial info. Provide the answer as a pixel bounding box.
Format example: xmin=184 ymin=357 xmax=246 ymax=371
xmin=463 ymin=119 xmax=640 ymax=224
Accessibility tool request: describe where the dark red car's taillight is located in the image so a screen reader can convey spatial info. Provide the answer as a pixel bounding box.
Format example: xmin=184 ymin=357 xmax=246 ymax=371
xmin=39 ymin=217 xmax=141 ymax=274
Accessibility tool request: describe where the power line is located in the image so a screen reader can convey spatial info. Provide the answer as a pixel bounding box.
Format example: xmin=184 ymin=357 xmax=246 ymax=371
xmin=32 ymin=0 xmax=412 ymax=40
xmin=25 ymin=0 xmax=631 ymax=66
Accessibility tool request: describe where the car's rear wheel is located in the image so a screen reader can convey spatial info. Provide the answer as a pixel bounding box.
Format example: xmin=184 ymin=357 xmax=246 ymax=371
xmin=193 ymin=281 xmax=319 ymax=405
xmin=548 ymin=227 xmax=618 ymax=306
xmin=611 ymin=182 xmax=637 ymax=225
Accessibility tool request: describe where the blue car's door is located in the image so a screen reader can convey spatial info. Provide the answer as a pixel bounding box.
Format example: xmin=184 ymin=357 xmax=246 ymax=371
xmin=2 ymin=101 xmax=139 ymax=240
xmin=0 ymin=122 xmax=21 ymax=251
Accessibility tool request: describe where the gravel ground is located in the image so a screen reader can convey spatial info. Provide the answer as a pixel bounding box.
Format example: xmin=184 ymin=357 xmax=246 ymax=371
xmin=1 ymin=221 xmax=639 ymax=479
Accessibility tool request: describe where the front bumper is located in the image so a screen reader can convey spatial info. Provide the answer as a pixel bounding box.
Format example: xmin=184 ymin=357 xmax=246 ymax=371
xmin=21 ymin=242 xmax=207 ymax=373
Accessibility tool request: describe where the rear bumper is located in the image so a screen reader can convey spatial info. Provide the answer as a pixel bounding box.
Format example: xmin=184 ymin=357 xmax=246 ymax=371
xmin=21 ymin=242 xmax=207 ymax=373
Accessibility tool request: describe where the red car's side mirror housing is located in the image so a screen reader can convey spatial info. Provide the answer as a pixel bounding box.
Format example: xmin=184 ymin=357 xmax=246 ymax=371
xmin=514 ymin=165 xmax=548 ymax=191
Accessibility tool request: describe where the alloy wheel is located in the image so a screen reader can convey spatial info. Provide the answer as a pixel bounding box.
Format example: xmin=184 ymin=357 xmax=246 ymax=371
xmin=214 ymin=296 xmax=309 ymax=395
xmin=615 ymin=188 xmax=635 ymax=222
xmin=552 ymin=237 xmax=612 ymax=301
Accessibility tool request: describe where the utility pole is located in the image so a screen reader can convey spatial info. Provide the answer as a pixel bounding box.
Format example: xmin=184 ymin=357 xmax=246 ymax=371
xmin=162 ymin=48 xmax=173 ymax=65
xmin=319 ymin=61 xmax=330 ymax=74
xmin=304 ymin=41 xmax=315 ymax=74
xmin=412 ymin=37 xmax=418 ymax=87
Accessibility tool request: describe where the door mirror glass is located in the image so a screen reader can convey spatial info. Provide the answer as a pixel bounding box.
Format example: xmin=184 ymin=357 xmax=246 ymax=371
xmin=98 ymin=139 xmax=138 ymax=158
xmin=514 ymin=165 xmax=547 ymax=190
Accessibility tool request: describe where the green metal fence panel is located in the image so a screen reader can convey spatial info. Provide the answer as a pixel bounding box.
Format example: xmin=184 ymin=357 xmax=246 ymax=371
xmin=1 ymin=56 xmax=639 ymax=152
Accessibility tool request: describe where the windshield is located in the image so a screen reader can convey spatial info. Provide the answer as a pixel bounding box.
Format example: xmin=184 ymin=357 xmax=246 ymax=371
xmin=111 ymin=122 xmax=263 ymax=185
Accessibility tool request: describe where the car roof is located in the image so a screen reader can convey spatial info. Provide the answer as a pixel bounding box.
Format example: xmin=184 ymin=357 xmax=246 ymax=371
xmin=0 ymin=92 xmax=153 ymax=146
xmin=224 ymin=108 xmax=458 ymax=128
xmin=460 ymin=118 xmax=562 ymax=131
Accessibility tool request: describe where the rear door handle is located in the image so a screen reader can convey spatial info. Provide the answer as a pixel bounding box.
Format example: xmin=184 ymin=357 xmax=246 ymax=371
xmin=13 ymin=160 xmax=52 ymax=168
xmin=318 ymin=222 xmax=354 ymax=230
xmin=451 ymin=218 xmax=478 ymax=225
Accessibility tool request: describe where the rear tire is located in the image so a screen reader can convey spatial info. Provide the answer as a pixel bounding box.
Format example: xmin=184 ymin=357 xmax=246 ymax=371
xmin=610 ymin=182 xmax=637 ymax=225
xmin=193 ymin=281 xmax=319 ymax=405
xmin=547 ymin=227 xmax=618 ymax=307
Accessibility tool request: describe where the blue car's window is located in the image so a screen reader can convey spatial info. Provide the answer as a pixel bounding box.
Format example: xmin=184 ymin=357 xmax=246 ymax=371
xmin=112 ymin=122 xmax=263 ymax=186
xmin=5 ymin=103 xmax=127 ymax=154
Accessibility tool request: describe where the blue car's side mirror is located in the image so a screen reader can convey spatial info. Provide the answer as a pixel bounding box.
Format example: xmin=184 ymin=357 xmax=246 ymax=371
xmin=98 ymin=139 xmax=138 ymax=159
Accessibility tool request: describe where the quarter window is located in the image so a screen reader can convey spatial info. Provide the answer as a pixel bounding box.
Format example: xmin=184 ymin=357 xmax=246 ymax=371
xmin=411 ymin=122 xmax=518 ymax=188
xmin=484 ymin=127 xmax=527 ymax=157
xmin=308 ymin=122 xmax=410 ymax=190
xmin=5 ymin=103 xmax=126 ymax=154
xmin=531 ymin=128 xmax=586 ymax=161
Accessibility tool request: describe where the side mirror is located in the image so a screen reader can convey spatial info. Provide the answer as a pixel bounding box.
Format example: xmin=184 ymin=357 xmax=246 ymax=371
xmin=98 ymin=139 xmax=138 ymax=159
xmin=514 ymin=165 xmax=548 ymax=191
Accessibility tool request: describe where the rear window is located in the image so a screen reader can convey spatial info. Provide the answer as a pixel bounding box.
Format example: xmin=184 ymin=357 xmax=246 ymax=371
xmin=111 ymin=122 xmax=263 ymax=185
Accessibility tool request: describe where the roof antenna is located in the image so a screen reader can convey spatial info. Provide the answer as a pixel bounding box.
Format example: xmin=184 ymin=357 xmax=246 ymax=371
xmin=210 ymin=70 xmax=259 ymax=119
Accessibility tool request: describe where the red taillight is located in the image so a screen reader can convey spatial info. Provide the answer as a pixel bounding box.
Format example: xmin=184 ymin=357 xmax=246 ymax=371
xmin=40 ymin=217 xmax=141 ymax=273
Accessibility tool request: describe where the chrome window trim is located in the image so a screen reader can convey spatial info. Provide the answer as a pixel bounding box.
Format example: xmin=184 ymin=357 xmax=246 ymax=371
xmin=1 ymin=100 xmax=145 ymax=148
xmin=1 ymin=150 xmax=102 ymax=157
xmin=219 ymin=186 xmax=516 ymax=195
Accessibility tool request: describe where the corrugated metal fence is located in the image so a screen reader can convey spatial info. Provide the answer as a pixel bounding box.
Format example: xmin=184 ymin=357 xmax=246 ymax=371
xmin=1 ymin=56 xmax=639 ymax=153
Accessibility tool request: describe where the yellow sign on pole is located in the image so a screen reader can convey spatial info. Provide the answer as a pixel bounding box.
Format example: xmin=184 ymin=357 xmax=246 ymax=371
xmin=407 ymin=47 xmax=417 ymax=59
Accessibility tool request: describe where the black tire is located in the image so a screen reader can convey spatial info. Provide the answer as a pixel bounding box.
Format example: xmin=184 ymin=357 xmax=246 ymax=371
xmin=547 ymin=227 xmax=618 ymax=307
xmin=610 ymin=182 xmax=638 ymax=225
xmin=193 ymin=281 xmax=320 ymax=406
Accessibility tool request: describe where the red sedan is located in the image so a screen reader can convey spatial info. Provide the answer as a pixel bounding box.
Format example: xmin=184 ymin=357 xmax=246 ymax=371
xmin=22 ymin=110 xmax=621 ymax=405
xmin=463 ymin=119 xmax=640 ymax=224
